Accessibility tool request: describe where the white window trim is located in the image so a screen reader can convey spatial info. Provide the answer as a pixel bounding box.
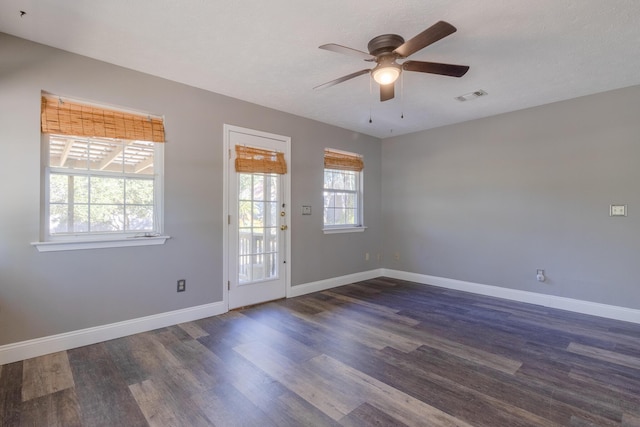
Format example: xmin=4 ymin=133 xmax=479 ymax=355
xmin=31 ymin=235 xmax=170 ymax=252
xmin=34 ymin=134 xmax=169 ymax=251
xmin=322 ymin=225 xmax=367 ymax=234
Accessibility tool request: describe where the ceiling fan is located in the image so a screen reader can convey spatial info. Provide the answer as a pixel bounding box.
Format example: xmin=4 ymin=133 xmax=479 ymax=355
xmin=314 ymin=21 xmax=469 ymax=102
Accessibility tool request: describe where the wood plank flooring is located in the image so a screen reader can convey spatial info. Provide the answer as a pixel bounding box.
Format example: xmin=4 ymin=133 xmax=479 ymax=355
xmin=2 ymin=277 xmax=640 ymax=426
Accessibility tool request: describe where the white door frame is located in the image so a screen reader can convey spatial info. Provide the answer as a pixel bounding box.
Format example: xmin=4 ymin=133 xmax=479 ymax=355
xmin=223 ymin=124 xmax=291 ymax=309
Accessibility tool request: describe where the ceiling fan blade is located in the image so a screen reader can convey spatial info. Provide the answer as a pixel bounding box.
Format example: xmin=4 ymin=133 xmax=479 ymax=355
xmin=402 ymin=60 xmax=469 ymax=77
xmin=319 ymin=44 xmax=376 ymax=61
xmin=380 ymin=83 xmax=395 ymax=102
xmin=393 ymin=21 xmax=457 ymax=58
xmin=313 ymin=69 xmax=371 ymax=90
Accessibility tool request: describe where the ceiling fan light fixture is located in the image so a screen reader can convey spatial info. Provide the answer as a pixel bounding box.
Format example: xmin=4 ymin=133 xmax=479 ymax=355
xmin=372 ymin=65 xmax=401 ymax=85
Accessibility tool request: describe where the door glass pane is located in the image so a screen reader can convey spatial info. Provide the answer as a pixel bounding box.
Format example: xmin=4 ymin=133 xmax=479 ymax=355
xmin=252 ymin=201 xmax=263 ymax=227
xmin=267 ymin=175 xmax=278 ymax=201
xmin=238 ymin=173 xmax=279 ymax=284
xmin=266 ymin=201 xmax=277 ymax=227
xmin=239 ymin=254 xmax=250 ymax=282
xmin=253 ymin=175 xmax=264 ymax=199
xmin=238 ymin=201 xmax=252 ymax=227
xmin=239 ymin=174 xmax=252 ymax=200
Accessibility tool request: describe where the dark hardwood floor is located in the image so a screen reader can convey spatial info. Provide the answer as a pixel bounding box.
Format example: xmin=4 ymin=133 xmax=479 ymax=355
xmin=2 ymin=277 xmax=640 ymax=426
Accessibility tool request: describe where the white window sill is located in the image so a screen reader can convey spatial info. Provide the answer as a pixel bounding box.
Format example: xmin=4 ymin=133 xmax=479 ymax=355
xmin=323 ymin=226 xmax=367 ymax=235
xmin=31 ymin=235 xmax=171 ymax=252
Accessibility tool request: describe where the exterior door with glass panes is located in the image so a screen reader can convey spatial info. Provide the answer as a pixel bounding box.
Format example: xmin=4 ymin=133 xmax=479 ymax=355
xmin=226 ymin=126 xmax=290 ymax=309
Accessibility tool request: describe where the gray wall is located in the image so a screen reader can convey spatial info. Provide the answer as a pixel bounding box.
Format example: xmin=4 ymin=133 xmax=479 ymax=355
xmin=4 ymin=29 xmax=638 ymax=348
xmin=0 ymin=33 xmax=382 ymax=346
xmin=382 ymin=85 xmax=640 ymax=309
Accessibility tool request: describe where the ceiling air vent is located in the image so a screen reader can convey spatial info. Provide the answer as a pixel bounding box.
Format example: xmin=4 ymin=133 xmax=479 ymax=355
xmin=455 ymin=90 xmax=487 ymax=102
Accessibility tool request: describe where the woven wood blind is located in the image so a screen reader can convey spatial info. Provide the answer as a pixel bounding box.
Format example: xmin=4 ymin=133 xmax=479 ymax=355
xmin=324 ymin=149 xmax=364 ymax=171
xmin=41 ymin=95 xmax=165 ymax=143
xmin=235 ymin=145 xmax=287 ymax=174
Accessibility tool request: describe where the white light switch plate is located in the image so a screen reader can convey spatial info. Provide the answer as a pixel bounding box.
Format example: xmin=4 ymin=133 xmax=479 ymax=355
xmin=610 ymin=204 xmax=627 ymax=217
xmin=302 ymin=205 xmax=311 ymax=215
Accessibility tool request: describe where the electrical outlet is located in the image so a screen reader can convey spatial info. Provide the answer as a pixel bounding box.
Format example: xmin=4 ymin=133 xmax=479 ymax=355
xmin=365 ymin=252 xmax=370 ymax=261
xmin=177 ymin=279 xmax=186 ymax=292
xmin=394 ymin=252 xmax=400 ymax=261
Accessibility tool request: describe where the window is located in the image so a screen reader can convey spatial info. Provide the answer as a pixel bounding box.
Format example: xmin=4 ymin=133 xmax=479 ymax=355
xmin=46 ymin=135 xmax=160 ymax=235
xmin=323 ymin=149 xmax=365 ymax=233
xmin=33 ymin=94 xmax=167 ymax=251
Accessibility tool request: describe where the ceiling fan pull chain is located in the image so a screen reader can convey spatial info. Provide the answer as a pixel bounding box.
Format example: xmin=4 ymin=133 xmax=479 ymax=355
xmin=369 ymin=77 xmax=373 ymax=123
xmin=401 ymin=72 xmax=405 ymax=119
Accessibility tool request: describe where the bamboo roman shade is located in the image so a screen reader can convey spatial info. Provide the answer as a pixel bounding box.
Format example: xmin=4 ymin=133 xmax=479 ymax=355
xmin=235 ymin=145 xmax=287 ymax=174
xmin=41 ymin=95 xmax=165 ymax=143
xmin=324 ymin=149 xmax=364 ymax=172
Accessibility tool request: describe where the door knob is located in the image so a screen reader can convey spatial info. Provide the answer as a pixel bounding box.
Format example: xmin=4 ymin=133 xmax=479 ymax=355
xmin=280 ymin=225 xmax=288 ymax=230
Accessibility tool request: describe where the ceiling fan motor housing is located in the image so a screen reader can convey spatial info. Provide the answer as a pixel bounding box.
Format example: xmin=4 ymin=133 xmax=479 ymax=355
xmin=367 ymin=34 xmax=405 ymax=57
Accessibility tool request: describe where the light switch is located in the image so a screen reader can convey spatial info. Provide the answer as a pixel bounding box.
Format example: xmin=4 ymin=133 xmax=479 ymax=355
xmin=610 ymin=204 xmax=627 ymax=217
xmin=302 ymin=205 xmax=312 ymax=215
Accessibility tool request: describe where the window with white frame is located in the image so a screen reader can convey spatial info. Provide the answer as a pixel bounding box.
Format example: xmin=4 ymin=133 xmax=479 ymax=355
xmin=37 ymin=94 xmax=165 ymax=248
xmin=323 ymin=148 xmax=364 ymax=231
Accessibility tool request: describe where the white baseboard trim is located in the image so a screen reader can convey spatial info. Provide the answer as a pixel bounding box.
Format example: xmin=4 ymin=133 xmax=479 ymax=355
xmin=5 ymin=269 xmax=638 ymax=365
xmin=288 ymin=269 xmax=383 ymax=298
xmin=0 ymin=300 xmax=227 ymax=365
xmin=382 ymin=269 xmax=640 ymax=325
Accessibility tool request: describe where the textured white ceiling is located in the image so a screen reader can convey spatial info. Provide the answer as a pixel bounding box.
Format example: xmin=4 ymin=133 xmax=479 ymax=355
xmin=1 ymin=0 xmax=640 ymax=138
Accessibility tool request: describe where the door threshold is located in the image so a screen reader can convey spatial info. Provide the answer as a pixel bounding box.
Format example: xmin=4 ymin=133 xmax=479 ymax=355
xmin=230 ymin=297 xmax=286 ymax=311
